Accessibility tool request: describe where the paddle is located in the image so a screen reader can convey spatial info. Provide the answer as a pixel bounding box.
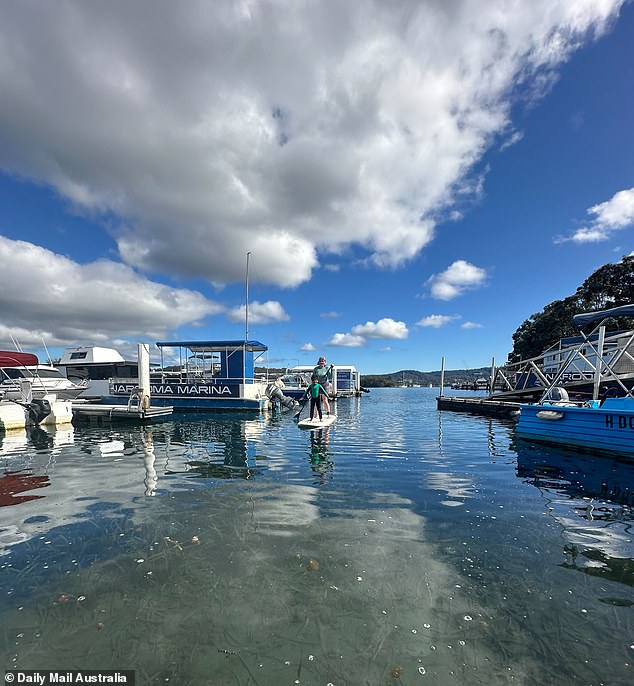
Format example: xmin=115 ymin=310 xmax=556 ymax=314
xmin=293 ymin=397 xmax=308 ymax=420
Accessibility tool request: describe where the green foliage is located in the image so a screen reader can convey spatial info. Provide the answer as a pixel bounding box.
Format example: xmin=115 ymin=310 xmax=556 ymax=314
xmin=509 ymin=256 xmax=634 ymax=361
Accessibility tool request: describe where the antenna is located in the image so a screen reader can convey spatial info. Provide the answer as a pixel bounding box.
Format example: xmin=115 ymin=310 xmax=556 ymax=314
xmin=42 ymin=337 xmax=53 ymax=365
xmin=245 ymin=251 xmax=251 ymax=343
xmin=10 ymin=334 xmax=22 ymax=352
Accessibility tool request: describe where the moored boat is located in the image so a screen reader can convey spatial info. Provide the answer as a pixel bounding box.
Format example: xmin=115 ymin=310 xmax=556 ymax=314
xmin=0 ymin=350 xmax=87 ymax=400
xmin=516 ymin=305 xmax=634 ymax=457
xmin=106 ymin=340 xmax=269 ymax=411
xmin=56 ymin=345 xmax=140 ymax=398
xmin=516 ymin=397 xmax=634 ymax=457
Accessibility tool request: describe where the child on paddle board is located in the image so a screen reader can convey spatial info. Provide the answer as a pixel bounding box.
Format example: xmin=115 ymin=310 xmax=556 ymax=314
xmin=304 ymin=375 xmax=329 ymax=421
xmin=312 ymin=356 xmax=333 ymax=413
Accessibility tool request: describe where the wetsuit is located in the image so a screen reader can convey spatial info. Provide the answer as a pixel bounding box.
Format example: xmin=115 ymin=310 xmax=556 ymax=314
xmin=305 ymin=382 xmax=327 ymax=420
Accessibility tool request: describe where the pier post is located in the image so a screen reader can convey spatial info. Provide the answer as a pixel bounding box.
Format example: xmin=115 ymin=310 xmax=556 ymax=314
xmin=138 ymin=343 xmax=151 ymax=409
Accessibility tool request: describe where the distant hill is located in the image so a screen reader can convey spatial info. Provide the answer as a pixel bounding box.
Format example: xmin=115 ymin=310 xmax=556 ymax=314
xmin=360 ymin=368 xmax=491 ymax=388
xmin=256 ymin=365 xmax=491 ymax=388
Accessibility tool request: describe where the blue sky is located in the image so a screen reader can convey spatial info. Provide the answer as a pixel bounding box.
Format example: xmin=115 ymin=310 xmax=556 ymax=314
xmin=0 ymin=0 xmax=633 ymax=374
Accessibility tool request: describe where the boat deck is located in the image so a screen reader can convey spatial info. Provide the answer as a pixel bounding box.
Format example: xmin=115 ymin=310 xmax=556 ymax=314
xmin=71 ymin=401 xmax=173 ymax=423
xmin=436 ymin=395 xmax=521 ymax=418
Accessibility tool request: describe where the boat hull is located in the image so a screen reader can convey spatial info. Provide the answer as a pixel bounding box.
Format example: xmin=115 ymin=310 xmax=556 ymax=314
xmin=516 ymin=399 xmax=634 ymax=457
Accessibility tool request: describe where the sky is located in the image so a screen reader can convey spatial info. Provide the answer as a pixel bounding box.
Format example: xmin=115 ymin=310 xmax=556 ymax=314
xmin=0 ymin=0 xmax=633 ymax=375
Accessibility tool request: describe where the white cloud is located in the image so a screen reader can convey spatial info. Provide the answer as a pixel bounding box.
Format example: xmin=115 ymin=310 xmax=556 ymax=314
xmin=560 ymin=187 xmax=634 ymax=244
xmin=427 ymin=260 xmax=487 ymax=300
xmin=320 ymin=311 xmax=341 ymax=319
xmin=417 ymin=315 xmax=460 ymax=328
xmin=327 ymin=333 xmax=366 ymax=347
xmin=500 ymin=130 xmax=524 ymax=151
xmin=589 ymin=187 xmax=634 ymax=228
xmin=462 ymin=321 xmax=484 ymax=329
xmin=301 ymin=342 xmax=316 ymax=351
xmin=0 ymin=1 xmax=622 ymax=286
xmin=227 ymin=300 xmax=289 ymax=325
xmin=0 ymin=236 xmax=222 ymax=349
xmin=350 ymin=318 xmax=409 ymax=339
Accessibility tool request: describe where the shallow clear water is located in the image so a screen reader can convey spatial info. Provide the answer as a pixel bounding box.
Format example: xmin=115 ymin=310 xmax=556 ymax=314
xmin=1 ymin=388 xmax=633 ymax=685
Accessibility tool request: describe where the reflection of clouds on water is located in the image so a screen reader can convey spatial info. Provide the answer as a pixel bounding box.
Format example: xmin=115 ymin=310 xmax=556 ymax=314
xmin=426 ymin=471 xmax=474 ymax=506
xmin=0 ymin=427 xmax=164 ymax=555
xmin=249 ymin=484 xmax=321 ymax=534
xmin=2 ymin=482 xmax=531 ymax=685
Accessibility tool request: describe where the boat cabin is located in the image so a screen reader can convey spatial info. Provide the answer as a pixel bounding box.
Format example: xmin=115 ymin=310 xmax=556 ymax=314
xmin=57 ymin=346 xmax=140 ymax=398
xmin=290 ymin=364 xmax=361 ymax=397
xmin=107 ymin=340 xmax=269 ymax=411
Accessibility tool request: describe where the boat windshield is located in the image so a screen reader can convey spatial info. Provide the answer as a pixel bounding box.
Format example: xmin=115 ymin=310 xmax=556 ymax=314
xmin=33 ymin=368 xmax=66 ymax=379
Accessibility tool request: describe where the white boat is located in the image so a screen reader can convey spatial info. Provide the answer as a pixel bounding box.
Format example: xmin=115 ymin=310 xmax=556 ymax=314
xmin=56 ymin=345 xmax=140 ymax=398
xmin=288 ymin=364 xmax=362 ymax=398
xmin=0 ymin=350 xmax=87 ymax=401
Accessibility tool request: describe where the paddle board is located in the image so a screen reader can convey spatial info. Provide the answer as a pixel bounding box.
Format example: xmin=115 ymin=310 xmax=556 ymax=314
xmin=297 ymin=414 xmax=336 ymax=430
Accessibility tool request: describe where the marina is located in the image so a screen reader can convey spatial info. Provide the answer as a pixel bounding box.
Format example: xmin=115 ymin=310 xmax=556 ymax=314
xmin=1 ymin=388 xmax=633 ymax=685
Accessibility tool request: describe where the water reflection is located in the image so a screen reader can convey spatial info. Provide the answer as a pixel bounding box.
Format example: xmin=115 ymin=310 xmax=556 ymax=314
xmin=0 ymin=469 xmax=49 ymax=507
xmin=515 ymin=440 xmax=634 ymax=506
xmin=308 ymin=428 xmax=333 ymax=484
xmin=1 ymin=391 xmax=633 ymax=685
xmin=514 ymin=440 xmax=634 ymax=584
xmin=167 ymin=415 xmax=263 ymax=479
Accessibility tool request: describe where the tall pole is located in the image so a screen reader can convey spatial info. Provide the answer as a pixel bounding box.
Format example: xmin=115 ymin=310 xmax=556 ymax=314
xmin=440 ymin=356 xmax=445 ymax=396
xmin=245 ymin=251 xmax=251 ymax=343
xmin=592 ymin=325 xmax=605 ymax=402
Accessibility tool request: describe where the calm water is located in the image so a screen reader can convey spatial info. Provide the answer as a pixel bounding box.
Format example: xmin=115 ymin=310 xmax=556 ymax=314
xmin=1 ymin=388 xmax=633 ymax=685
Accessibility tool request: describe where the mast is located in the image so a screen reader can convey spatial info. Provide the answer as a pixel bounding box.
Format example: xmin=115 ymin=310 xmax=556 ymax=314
xmin=244 ymin=251 xmax=251 ymax=386
xmin=245 ymin=251 xmax=251 ymax=343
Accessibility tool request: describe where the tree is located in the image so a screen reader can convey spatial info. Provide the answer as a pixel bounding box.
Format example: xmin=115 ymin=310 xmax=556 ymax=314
xmin=509 ymin=256 xmax=634 ymax=362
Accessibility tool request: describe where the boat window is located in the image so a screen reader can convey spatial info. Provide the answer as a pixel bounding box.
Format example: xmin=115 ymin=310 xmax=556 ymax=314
xmin=70 ymin=351 xmax=88 ymax=360
xmin=34 ymin=369 xmax=65 ymax=379
xmin=1 ymin=368 xmax=29 ymax=379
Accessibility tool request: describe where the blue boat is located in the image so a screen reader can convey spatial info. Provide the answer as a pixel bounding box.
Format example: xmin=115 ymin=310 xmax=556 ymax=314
xmin=516 ymin=303 xmax=634 ymax=457
xmin=107 ymin=340 xmax=270 ymax=411
xmin=516 ymin=397 xmax=634 ymax=457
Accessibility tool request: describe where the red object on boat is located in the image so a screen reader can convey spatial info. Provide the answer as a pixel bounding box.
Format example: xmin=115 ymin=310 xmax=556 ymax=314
xmin=0 ymin=350 xmax=39 ymax=367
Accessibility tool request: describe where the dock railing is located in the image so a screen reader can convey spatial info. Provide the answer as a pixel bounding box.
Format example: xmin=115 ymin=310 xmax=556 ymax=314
xmin=487 ymin=327 xmax=634 ymax=401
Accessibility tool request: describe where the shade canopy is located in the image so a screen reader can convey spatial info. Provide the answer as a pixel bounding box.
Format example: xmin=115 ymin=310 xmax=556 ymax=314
xmin=0 ymin=351 xmax=39 ymax=367
xmin=572 ymin=303 xmax=634 ymax=328
xmin=156 ymin=340 xmax=268 ymax=353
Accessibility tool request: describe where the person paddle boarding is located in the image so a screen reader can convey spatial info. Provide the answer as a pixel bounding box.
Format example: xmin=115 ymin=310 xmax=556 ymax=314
xmin=312 ymin=356 xmax=333 ymax=413
xmin=304 ymin=375 xmax=329 ymax=421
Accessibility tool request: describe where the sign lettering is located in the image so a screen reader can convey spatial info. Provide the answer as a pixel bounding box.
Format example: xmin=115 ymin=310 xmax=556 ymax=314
xmin=109 ymin=382 xmax=239 ymax=398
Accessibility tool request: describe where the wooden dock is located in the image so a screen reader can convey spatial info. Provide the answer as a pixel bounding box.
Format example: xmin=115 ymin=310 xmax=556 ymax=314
xmin=437 ymin=395 xmax=521 ymax=418
xmin=72 ymin=400 xmax=173 ymax=423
